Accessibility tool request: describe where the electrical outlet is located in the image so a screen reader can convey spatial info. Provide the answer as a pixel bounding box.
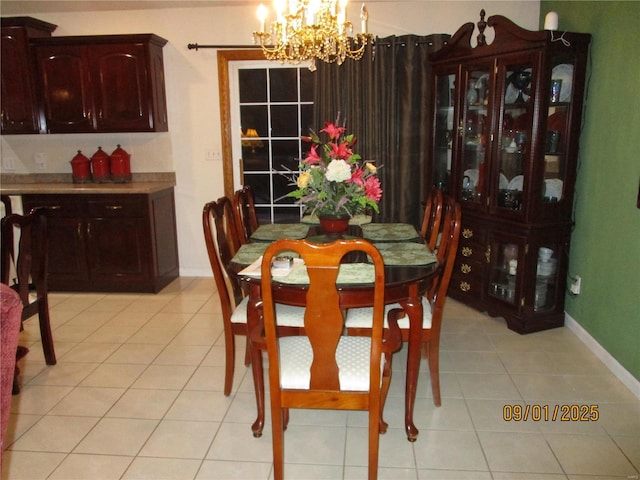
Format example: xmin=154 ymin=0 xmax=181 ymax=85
xmin=569 ymin=275 xmax=581 ymax=295
xmin=1 ymin=155 xmax=16 ymax=171
xmin=34 ymin=152 xmax=48 ymax=170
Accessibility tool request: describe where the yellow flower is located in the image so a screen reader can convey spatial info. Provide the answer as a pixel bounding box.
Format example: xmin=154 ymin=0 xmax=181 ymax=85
xmin=365 ymin=162 xmax=377 ymax=174
xmin=297 ymin=171 xmax=311 ymax=188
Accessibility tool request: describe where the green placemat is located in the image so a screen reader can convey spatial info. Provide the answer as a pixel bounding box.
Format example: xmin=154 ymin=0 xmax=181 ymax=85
xmin=361 ymin=223 xmax=419 ymax=241
xmin=231 ymin=243 xmax=269 ymax=265
xmin=373 ymin=242 xmax=437 ymax=266
xmin=278 ymin=262 xmax=375 ymax=285
xmin=250 ymin=223 xmax=310 ymax=241
xmin=300 ymin=214 xmax=373 ymax=225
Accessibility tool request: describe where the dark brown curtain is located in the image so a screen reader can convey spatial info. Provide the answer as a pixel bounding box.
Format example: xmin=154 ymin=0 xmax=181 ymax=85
xmin=313 ymin=34 xmax=450 ymax=226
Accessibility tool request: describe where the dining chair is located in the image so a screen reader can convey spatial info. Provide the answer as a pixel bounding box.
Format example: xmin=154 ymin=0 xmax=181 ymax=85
xmin=202 ymin=196 xmax=304 ymax=397
xmin=233 ymin=185 xmax=259 ymax=244
xmin=1 ymin=209 xmax=57 ymax=394
xmin=420 ymin=187 xmax=444 ymax=251
xmin=257 ymin=238 xmax=402 ymax=480
xmin=346 ymin=195 xmax=462 ymax=407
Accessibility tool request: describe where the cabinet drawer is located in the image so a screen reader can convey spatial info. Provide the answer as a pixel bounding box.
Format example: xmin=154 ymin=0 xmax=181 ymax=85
xmin=87 ymin=197 xmax=147 ymax=217
xmin=454 ymin=258 xmax=484 ymax=280
xmin=22 ymin=195 xmax=82 ymax=217
xmin=451 ymin=273 xmax=479 ymax=296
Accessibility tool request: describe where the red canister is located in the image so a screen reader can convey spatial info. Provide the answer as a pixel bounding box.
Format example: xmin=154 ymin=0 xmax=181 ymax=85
xmin=70 ymin=150 xmax=91 ymax=183
xmin=110 ymin=144 xmax=132 ymax=183
xmin=91 ymin=146 xmax=111 ymax=183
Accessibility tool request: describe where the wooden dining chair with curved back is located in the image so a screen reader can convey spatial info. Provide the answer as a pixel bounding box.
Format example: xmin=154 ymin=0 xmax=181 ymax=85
xmin=346 ymin=194 xmax=462 ymax=407
xmin=258 ymin=238 xmax=402 ymax=480
xmin=420 ymin=187 xmax=444 ymax=251
xmin=233 ymin=185 xmax=259 ymax=244
xmin=202 ymin=196 xmax=305 ymax=397
xmin=1 ymin=208 xmax=56 ymax=393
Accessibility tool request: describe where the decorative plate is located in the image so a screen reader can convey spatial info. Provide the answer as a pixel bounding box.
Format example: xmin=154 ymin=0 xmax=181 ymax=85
xmin=508 ymin=175 xmax=524 ymax=191
xmin=463 ymin=169 xmax=479 ymax=188
xmin=551 ymin=64 xmax=574 ymax=102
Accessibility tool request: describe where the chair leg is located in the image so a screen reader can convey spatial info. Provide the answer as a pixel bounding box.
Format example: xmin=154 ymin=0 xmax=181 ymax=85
xmin=37 ymin=303 xmax=56 ymax=365
xmin=12 ymin=365 xmax=20 ymax=395
xmin=271 ymin=406 xmax=285 ymax=480
xmin=368 ymin=408 xmax=381 ymax=480
xmin=378 ymin=353 xmax=393 ymax=434
xmin=426 ymin=339 xmax=441 ymax=407
xmin=244 ymin=336 xmax=251 ymax=366
xmin=224 ymin=330 xmax=235 ymax=396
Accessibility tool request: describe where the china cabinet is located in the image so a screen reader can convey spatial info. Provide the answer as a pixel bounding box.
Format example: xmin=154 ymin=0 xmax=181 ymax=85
xmin=32 ymin=34 xmax=169 ymax=133
xmin=1 ymin=17 xmax=56 ymax=134
xmin=428 ymin=11 xmax=590 ymax=333
xmin=22 ymin=189 xmax=179 ymax=293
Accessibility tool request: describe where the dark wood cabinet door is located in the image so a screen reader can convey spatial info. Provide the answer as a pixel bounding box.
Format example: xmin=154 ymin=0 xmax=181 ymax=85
xmin=91 ymin=43 xmax=153 ymax=132
xmin=1 ymin=28 xmax=40 ymax=134
xmin=46 ymin=216 xmax=90 ymax=286
xmin=35 ymin=45 xmax=95 ymax=132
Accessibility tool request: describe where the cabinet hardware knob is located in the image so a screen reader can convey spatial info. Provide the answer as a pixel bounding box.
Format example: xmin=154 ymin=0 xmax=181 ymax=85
xmin=485 ymin=245 xmax=491 ymax=263
xmin=106 ymin=205 xmax=123 ymax=210
xmin=460 ymin=281 xmax=471 ymax=292
xmin=461 ymin=263 xmax=472 ymax=274
xmin=461 ymin=246 xmax=473 ymax=257
xmin=462 ymin=228 xmax=473 ymax=239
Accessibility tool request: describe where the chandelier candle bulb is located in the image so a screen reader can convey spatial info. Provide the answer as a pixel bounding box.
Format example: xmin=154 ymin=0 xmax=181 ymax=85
xmin=360 ymin=4 xmax=368 ymax=33
xmin=257 ymin=4 xmax=268 ymax=32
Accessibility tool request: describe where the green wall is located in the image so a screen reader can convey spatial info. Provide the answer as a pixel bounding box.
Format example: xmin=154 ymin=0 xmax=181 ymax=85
xmin=540 ymin=1 xmax=639 ymax=381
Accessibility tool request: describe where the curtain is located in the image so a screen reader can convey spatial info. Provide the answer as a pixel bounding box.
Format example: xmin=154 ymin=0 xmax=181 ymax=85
xmin=313 ymin=34 xmax=450 ymax=226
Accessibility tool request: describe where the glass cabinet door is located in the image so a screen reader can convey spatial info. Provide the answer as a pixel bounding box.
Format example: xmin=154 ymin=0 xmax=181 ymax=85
xmin=542 ymin=57 xmax=575 ymax=203
xmin=533 ymin=244 xmax=561 ymax=311
xmin=433 ymin=71 xmax=456 ymax=193
xmin=487 ymin=238 xmax=521 ymax=306
xmin=460 ymin=67 xmax=491 ymax=206
xmin=495 ymin=57 xmax=536 ymax=213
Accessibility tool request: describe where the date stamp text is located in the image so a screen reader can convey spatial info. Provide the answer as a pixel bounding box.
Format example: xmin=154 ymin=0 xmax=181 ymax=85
xmin=503 ymin=404 xmax=599 ymax=422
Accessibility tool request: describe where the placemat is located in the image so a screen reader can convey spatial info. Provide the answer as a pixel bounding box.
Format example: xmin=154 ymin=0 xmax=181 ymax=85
xmin=231 ymin=243 xmax=269 ymax=265
xmin=250 ymin=223 xmax=310 ymax=241
xmin=278 ymin=263 xmax=375 ymax=285
xmin=373 ymin=242 xmax=437 ymax=266
xmin=361 ymin=223 xmax=419 ymax=241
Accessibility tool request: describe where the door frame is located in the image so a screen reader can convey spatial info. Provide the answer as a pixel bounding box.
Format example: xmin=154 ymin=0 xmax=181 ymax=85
xmin=217 ymin=49 xmax=265 ymax=200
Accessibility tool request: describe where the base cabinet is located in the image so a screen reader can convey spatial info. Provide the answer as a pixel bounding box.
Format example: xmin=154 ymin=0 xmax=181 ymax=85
xmin=22 ymin=189 xmax=179 ymax=293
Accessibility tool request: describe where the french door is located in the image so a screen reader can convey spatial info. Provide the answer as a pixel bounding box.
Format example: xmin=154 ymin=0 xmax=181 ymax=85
xmin=219 ymin=51 xmax=315 ymax=224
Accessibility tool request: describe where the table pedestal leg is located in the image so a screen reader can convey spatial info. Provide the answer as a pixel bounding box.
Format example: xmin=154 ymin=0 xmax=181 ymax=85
xmin=400 ymin=286 xmax=423 ymax=442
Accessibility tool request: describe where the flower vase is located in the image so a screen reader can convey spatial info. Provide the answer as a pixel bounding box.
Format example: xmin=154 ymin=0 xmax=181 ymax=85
xmin=318 ymin=215 xmax=350 ymax=238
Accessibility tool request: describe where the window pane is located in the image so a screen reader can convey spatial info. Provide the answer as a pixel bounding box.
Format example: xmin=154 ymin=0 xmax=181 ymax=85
xmin=242 ymin=148 xmax=269 ymax=172
xmin=300 ymin=69 xmax=314 ymax=102
xmin=240 ymin=105 xmax=268 ymax=137
xmin=270 ymin=69 xmax=298 ymax=102
xmin=272 ymin=139 xmax=300 ymax=171
xmin=239 ymin=69 xmax=267 ymax=103
xmin=274 ymin=206 xmax=302 ymax=223
xmin=270 ymin=105 xmax=299 ymax=137
xmin=273 ymin=173 xmax=296 ymax=204
xmin=301 ymin=104 xmax=314 ymax=135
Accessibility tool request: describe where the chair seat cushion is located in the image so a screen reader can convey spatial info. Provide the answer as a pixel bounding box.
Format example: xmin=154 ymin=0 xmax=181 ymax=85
xmin=279 ymin=336 xmax=378 ymax=391
xmin=231 ymin=297 xmax=306 ymax=327
xmin=344 ymin=297 xmax=432 ymax=330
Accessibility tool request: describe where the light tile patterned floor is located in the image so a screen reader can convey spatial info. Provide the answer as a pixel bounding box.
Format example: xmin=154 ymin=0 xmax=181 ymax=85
xmin=2 ymin=277 xmax=639 ymax=479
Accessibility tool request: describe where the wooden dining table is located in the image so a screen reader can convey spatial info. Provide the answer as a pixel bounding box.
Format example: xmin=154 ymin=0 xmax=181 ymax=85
xmin=230 ymin=221 xmax=440 ymax=442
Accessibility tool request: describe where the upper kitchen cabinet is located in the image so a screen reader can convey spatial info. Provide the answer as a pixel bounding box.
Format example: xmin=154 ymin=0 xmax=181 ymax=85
xmin=32 ymin=34 xmax=169 ymax=133
xmin=1 ymin=17 xmax=57 ymax=134
xmin=428 ymin=11 xmax=590 ymax=333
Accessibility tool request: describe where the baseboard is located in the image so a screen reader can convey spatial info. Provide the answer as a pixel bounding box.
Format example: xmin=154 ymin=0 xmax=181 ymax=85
xmin=565 ymin=312 xmax=640 ymax=400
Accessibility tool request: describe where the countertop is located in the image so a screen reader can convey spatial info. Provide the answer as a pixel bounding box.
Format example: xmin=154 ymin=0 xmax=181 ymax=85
xmin=0 ymin=173 xmax=176 ymax=195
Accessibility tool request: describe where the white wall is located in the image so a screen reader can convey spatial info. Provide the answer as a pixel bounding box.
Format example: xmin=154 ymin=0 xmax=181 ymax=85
xmin=0 ymin=1 xmax=540 ymax=277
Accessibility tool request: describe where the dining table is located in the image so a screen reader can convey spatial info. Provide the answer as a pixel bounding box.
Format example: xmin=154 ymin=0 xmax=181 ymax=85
xmin=230 ymin=221 xmax=440 ymax=442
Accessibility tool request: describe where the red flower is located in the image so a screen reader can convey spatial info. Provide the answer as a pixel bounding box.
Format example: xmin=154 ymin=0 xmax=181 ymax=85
xmin=346 ymin=167 xmax=365 ymax=186
xmin=329 ymin=141 xmax=352 ymax=160
xmin=364 ymin=176 xmax=382 ymax=202
xmin=320 ymin=122 xmax=346 ymax=140
xmin=303 ymin=145 xmax=323 ymax=165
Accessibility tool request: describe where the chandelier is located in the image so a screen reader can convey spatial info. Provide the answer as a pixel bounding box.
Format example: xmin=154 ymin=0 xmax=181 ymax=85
xmin=253 ymin=0 xmax=372 ymax=71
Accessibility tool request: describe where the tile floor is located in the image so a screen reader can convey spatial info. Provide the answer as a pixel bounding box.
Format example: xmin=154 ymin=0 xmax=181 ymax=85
xmin=2 ymin=277 xmax=639 ymax=479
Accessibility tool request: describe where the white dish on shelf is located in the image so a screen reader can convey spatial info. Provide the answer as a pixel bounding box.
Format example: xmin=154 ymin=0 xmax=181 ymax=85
xmin=551 ymin=64 xmax=574 ymax=102
xmin=544 ymin=178 xmax=563 ymax=199
xmin=463 ymin=169 xmax=479 ymax=188
xmin=499 ymin=173 xmax=509 ymax=189
xmin=504 ymin=68 xmax=532 ymax=104
xmin=508 ymin=175 xmax=524 ymax=191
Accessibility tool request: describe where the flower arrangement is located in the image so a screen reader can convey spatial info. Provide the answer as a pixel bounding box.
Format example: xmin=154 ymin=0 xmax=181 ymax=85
xmin=288 ymin=120 xmax=382 ymax=218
